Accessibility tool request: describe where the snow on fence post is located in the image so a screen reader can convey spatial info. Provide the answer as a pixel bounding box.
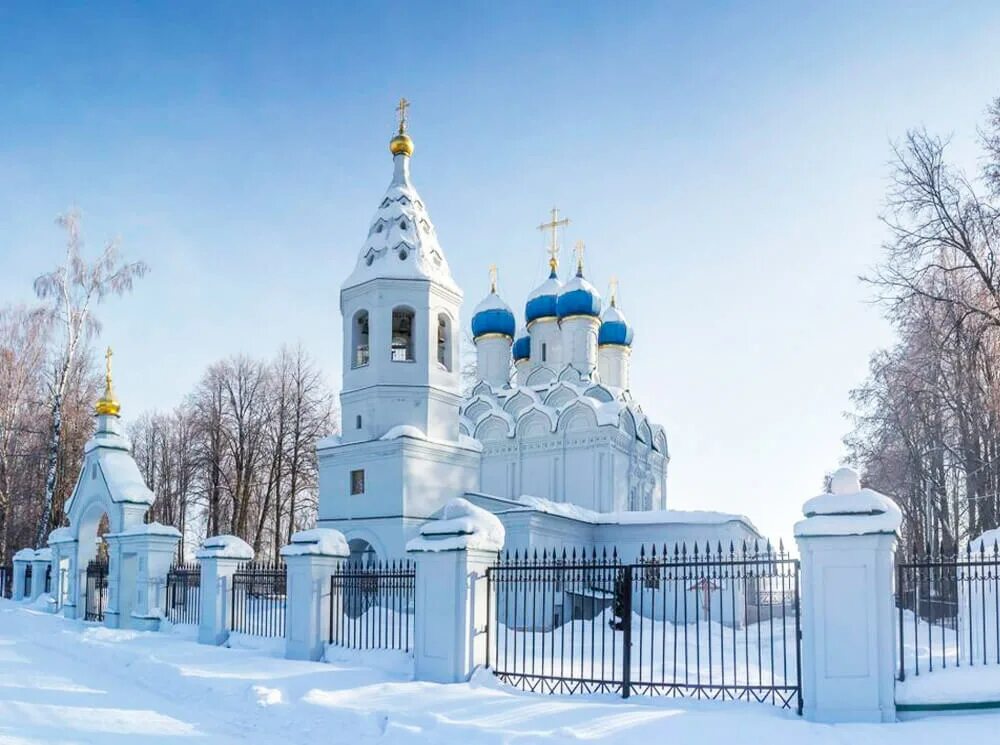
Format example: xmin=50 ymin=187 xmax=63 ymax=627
xmin=29 ymin=548 xmax=52 ymax=603
xmin=280 ymin=528 xmax=350 ymax=661
xmin=12 ymin=548 xmax=35 ymax=601
xmin=795 ymin=467 xmax=901 ymax=723
xmin=406 ymin=498 xmax=504 ymax=684
xmin=197 ymin=535 xmax=253 ymax=646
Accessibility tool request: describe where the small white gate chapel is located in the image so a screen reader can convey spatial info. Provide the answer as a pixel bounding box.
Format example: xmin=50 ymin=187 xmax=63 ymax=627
xmin=47 ymin=348 xmax=180 ymax=629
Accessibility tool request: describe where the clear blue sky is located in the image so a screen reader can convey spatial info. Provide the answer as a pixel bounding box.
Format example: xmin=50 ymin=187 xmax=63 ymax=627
xmin=2 ymin=1 xmax=999 ymax=545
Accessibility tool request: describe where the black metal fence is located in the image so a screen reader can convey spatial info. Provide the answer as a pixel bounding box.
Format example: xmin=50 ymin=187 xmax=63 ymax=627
xmin=897 ymin=543 xmax=1000 ymax=680
xmin=0 ymin=566 xmax=11 ymax=599
xmin=329 ymin=560 xmax=415 ymax=651
xmin=166 ymin=563 xmax=201 ymax=625
xmin=486 ymin=542 xmax=802 ymax=712
xmin=231 ymin=561 xmax=286 ymax=638
xmin=23 ymin=562 xmax=32 ymax=597
xmin=44 ymin=564 xmax=51 ymax=595
xmin=85 ymin=560 xmax=109 ymax=621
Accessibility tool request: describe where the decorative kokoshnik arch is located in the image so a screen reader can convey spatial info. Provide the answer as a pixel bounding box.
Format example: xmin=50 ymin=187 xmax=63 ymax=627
xmin=48 ymin=348 xmax=180 ymax=629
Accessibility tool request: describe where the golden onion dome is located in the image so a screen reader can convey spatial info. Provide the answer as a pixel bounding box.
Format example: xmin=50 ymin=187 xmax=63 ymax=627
xmin=94 ymin=346 xmax=121 ymax=417
xmin=389 ymin=132 xmax=414 ymax=157
xmin=389 ymin=97 xmax=413 ymax=157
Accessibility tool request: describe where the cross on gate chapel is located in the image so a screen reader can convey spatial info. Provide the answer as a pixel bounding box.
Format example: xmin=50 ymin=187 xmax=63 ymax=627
xmin=316 ymin=102 xmax=757 ymax=561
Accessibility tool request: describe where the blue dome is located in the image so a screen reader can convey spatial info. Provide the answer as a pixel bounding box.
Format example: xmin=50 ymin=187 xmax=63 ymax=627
xmin=471 ymin=293 xmax=515 ymax=340
xmin=525 ymin=272 xmax=562 ymax=324
xmin=598 ymin=304 xmax=633 ymax=346
xmin=557 ymin=274 xmax=602 ymax=319
xmin=512 ymin=330 xmax=530 ymax=361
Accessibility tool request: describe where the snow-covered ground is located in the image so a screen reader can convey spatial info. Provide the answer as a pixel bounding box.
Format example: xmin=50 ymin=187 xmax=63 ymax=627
xmin=4 ymin=600 xmax=1000 ymax=743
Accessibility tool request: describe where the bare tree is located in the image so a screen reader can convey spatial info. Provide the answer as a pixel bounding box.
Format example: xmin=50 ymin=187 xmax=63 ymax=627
xmin=32 ymin=211 xmax=147 ymax=546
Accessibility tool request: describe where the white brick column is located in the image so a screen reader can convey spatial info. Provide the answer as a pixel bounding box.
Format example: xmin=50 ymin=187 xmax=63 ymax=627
xmin=406 ymin=498 xmax=504 ymax=684
xmin=795 ymin=467 xmax=901 ymax=724
xmin=281 ymin=528 xmax=350 ymax=661
xmin=197 ymin=535 xmax=253 ymax=646
xmin=12 ymin=548 xmax=35 ymax=601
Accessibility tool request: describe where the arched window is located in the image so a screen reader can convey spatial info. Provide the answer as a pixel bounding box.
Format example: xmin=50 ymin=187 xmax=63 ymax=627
xmin=437 ymin=313 xmax=452 ymax=370
xmin=391 ymin=307 xmax=415 ymax=362
xmin=352 ymin=310 xmax=370 ymax=368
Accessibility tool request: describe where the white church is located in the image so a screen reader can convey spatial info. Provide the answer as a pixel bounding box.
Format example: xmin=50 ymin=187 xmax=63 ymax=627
xmin=316 ymin=103 xmax=757 ymax=561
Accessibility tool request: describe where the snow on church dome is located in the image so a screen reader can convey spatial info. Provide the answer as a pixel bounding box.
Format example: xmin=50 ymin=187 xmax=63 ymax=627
xmin=526 ymin=271 xmax=562 ymax=324
xmin=557 ymin=273 xmax=602 ymax=319
xmin=471 ymin=270 xmax=516 ymax=340
xmin=598 ymin=291 xmax=633 ymax=346
xmin=341 ymin=109 xmax=457 ymax=293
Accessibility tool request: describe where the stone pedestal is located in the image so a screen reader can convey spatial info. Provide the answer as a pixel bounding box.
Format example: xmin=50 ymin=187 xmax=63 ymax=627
xmin=406 ymin=498 xmax=503 ymax=684
xmin=29 ymin=549 xmax=52 ymax=603
xmin=795 ymin=467 xmax=901 ymax=724
xmin=197 ymin=535 xmax=253 ymax=646
xmin=12 ymin=548 xmax=35 ymax=601
xmin=281 ymin=528 xmax=350 ymax=661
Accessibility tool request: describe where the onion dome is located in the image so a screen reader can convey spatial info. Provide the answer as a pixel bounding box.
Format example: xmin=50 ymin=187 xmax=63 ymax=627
xmin=557 ymin=243 xmax=601 ymax=320
xmin=526 ymin=269 xmax=562 ymax=324
xmin=598 ymin=278 xmax=633 ymax=345
xmin=94 ymin=347 xmax=121 ymax=417
xmin=471 ymin=268 xmax=516 ymax=340
xmin=512 ymin=326 xmax=530 ymax=361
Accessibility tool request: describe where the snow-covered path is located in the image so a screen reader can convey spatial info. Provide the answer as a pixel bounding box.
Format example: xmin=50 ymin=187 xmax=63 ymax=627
xmin=2 ymin=600 xmax=1000 ymax=744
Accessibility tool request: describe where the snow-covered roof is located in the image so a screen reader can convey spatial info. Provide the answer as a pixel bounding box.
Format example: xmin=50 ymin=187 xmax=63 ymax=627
xmin=462 ymin=373 xmax=666 ymax=453
xmin=65 ymin=418 xmax=155 ymax=513
xmin=342 ymin=154 xmax=458 ymax=293
xmin=474 ymin=493 xmax=757 ymax=533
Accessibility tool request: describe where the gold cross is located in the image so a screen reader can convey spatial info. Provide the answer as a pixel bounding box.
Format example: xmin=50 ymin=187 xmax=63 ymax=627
xmin=488 ymin=264 xmax=498 ymax=293
xmin=396 ymin=97 xmax=410 ymax=134
xmin=609 ymin=275 xmax=619 ymax=307
xmin=537 ymin=207 xmax=570 ymax=273
xmin=573 ymin=240 xmax=586 ymax=276
xmin=105 ymin=346 xmax=114 ymax=388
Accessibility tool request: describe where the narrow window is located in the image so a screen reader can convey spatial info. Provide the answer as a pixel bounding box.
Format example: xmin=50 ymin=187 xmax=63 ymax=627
xmin=541 ymin=342 xmax=547 ymax=363
xmin=355 ymin=415 xmax=362 ymax=430
xmin=391 ymin=307 xmax=415 ymax=362
xmin=352 ymin=310 xmax=370 ymax=368
xmin=437 ymin=313 xmax=452 ymax=370
xmin=350 ymin=469 xmax=365 ymax=495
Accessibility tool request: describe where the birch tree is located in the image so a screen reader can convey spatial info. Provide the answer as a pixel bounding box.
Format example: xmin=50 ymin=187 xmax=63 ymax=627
xmin=33 ymin=211 xmax=148 ymax=546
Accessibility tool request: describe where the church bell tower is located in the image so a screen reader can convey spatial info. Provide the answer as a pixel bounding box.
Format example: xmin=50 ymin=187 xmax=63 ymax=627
xmin=338 ymin=99 xmax=463 ymax=445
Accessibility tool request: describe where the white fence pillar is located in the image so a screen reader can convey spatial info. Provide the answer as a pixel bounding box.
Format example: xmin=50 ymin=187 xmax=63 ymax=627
xmin=12 ymin=548 xmax=34 ymax=601
xmin=105 ymin=523 xmax=182 ymax=631
xmin=29 ymin=549 xmax=52 ymax=603
xmin=197 ymin=535 xmax=253 ymax=646
xmin=406 ymin=498 xmax=504 ymax=684
xmin=48 ymin=528 xmax=77 ymax=613
xmin=281 ymin=528 xmax=350 ymax=661
xmin=795 ymin=466 xmax=901 ymax=724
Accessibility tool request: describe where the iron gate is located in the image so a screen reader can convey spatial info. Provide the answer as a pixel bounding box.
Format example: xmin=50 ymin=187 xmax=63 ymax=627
xmin=85 ymin=559 xmax=109 ymax=621
xmin=486 ymin=542 xmax=802 ymax=713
